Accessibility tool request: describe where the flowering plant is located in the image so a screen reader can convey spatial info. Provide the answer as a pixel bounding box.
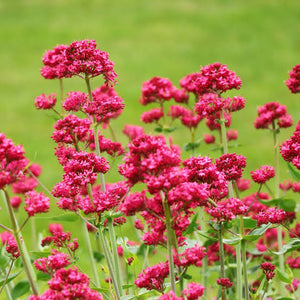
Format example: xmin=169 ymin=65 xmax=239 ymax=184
xmin=0 ymin=40 xmax=300 ymax=300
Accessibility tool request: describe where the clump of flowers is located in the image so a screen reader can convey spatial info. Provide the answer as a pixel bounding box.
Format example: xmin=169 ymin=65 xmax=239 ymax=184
xmin=261 ymin=262 xmax=276 ymax=281
xmin=286 ymin=64 xmax=300 ymax=93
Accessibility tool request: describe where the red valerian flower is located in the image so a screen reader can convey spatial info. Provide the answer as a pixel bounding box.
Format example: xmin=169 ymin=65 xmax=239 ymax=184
xmin=24 ymin=191 xmax=50 ymax=217
xmin=226 ymin=129 xmax=238 ymax=141
xmin=180 ymin=72 xmax=202 ymax=95
xmin=29 ymin=267 xmax=103 ymax=300
xmin=182 ymin=282 xmax=205 ymax=299
xmin=139 ymin=76 xmax=176 ymax=105
xmin=285 ymin=64 xmax=300 ymax=93
xmin=33 ymin=250 xmax=71 ymax=274
xmin=48 ymin=223 xmax=64 ymax=235
xmin=254 ymin=101 xmax=293 ymax=129
xmin=123 ymin=124 xmax=145 ymax=141
xmin=0 ymin=133 xmax=28 ymax=190
xmin=280 ymin=122 xmax=300 ymax=170
xmin=65 ymin=39 xmax=117 ymax=84
xmin=236 ymin=178 xmax=251 ymax=191
xmin=52 ymin=115 xmax=91 ymax=145
xmin=287 ymin=256 xmax=300 ymax=269
xmin=216 ymin=277 xmax=233 ymax=288
xmin=203 ymin=133 xmax=215 ymax=144
xmin=159 ymin=291 xmax=182 ymax=300
xmin=0 ymin=232 xmax=20 ymax=259
xmin=253 ymin=207 xmax=287 ymax=226
xmin=134 ymin=261 xmax=169 ymax=292
xmin=250 ymin=165 xmax=275 ymax=184
xmin=10 ymin=196 xmax=22 ymax=209
xmin=261 ymin=262 xmax=276 ymax=281
xmin=63 ymin=91 xmax=88 ymax=111
xmin=34 ymin=94 xmax=57 ymax=110
xmin=286 ymin=278 xmax=300 ymax=293
xmin=215 ymin=152 xmax=247 ymax=181
xmin=141 ymin=108 xmax=164 ymax=124
xmin=40 ymin=44 xmax=69 ymax=79
xmin=173 ymin=245 xmax=206 ymax=267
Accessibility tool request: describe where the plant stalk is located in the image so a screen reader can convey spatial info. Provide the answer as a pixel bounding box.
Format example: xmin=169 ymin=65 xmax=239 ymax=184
xmin=161 ymin=191 xmax=177 ymax=294
xmin=2 ymin=189 xmax=39 ymax=295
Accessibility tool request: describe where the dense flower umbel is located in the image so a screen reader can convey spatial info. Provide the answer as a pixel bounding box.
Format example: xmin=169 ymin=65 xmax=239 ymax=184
xmin=286 ymin=64 xmax=300 ymax=93
xmin=173 ymin=245 xmax=206 ymax=267
xmin=134 ymin=261 xmax=169 ymax=292
xmin=34 ymin=94 xmax=57 ymax=110
xmin=28 ymin=267 xmax=103 ymax=300
xmin=33 ymin=250 xmax=71 ymax=275
xmin=254 ymin=101 xmax=293 ymax=129
xmin=215 ymin=153 xmax=247 ymax=181
xmin=280 ymin=121 xmax=300 ymax=169
xmin=0 ymin=231 xmax=20 ymax=259
xmin=216 ymin=278 xmax=233 ymax=288
xmin=41 ymin=40 xmax=117 ymax=85
xmin=261 ymin=262 xmax=276 ymax=281
xmin=180 ymin=62 xmax=242 ymax=96
xmin=0 ymin=133 xmax=28 ymax=190
xmin=253 ymin=207 xmax=287 ymax=226
xmin=250 ymin=165 xmax=275 ymax=184
xmin=139 ymin=77 xmax=176 ymax=105
xmin=24 ymin=191 xmax=50 ymax=217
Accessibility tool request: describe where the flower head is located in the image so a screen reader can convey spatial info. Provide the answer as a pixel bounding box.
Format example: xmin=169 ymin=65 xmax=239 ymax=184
xmin=261 ymin=262 xmax=276 ymax=281
xmin=286 ymin=64 xmax=300 ymax=93
xmin=24 ymin=191 xmax=50 ymax=217
xmin=251 ymin=165 xmax=275 ymax=184
xmin=34 ymin=94 xmax=57 ymax=110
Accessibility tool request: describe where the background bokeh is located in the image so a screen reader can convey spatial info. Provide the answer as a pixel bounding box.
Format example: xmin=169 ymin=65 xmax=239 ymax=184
xmin=0 ymin=0 xmax=299 ymax=297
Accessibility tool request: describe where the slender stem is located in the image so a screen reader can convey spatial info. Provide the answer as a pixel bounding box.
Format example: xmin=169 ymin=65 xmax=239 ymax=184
xmin=97 ymin=227 xmax=121 ymax=300
xmin=218 ymin=222 xmax=226 ymax=300
xmin=59 ymin=78 xmax=64 ymax=115
xmin=199 ymin=208 xmax=208 ymax=299
xmin=272 ymin=121 xmax=285 ymax=296
xmin=241 ymin=238 xmax=249 ymax=299
xmin=81 ymin=218 xmax=101 ymax=288
xmin=107 ymin=218 xmax=123 ymax=296
xmin=0 ymin=224 xmax=12 ymax=232
xmin=2 ymin=189 xmax=39 ymax=295
xmin=0 ymin=259 xmax=14 ymax=296
xmin=108 ymin=124 xmax=117 ymax=142
xmin=161 ymin=191 xmax=176 ymax=294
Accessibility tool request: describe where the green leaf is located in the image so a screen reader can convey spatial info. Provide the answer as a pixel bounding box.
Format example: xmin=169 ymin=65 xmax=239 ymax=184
xmin=233 ymin=217 xmax=257 ymax=229
xmin=275 ymin=297 xmax=294 ymax=300
xmin=37 ymin=271 xmax=51 ymax=281
xmin=154 ymin=127 xmax=163 ymax=133
xmin=243 ymin=223 xmax=272 ymax=241
xmin=163 ymin=127 xmax=177 ymax=133
xmin=11 ymin=280 xmax=30 ymax=298
xmin=271 ymin=239 xmax=300 ymax=255
xmin=30 ymin=251 xmax=51 ymax=260
xmin=93 ymin=251 xmax=104 ymax=262
xmin=182 ymin=273 xmax=192 ymax=279
xmin=184 ymin=213 xmax=199 ymax=235
xmin=223 ymin=237 xmax=242 ymax=245
xmin=0 ymin=270 xmax=22 ymax=286
xmin=287 ymin=162 xmax=300 ymax=181
xmin=259 ymin=198 xmax=296 ymax=212
xmin=183 ymin=141 xmax=201 ymax=152
xmin=51 ymin=213 xmax=79 ymax=222
xmin=276 ymin=269 xmax=292 ymax=284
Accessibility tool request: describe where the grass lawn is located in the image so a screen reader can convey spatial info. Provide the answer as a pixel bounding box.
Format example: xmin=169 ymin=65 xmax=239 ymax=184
xmin=0 ymin=0 xmax=299 ymax=298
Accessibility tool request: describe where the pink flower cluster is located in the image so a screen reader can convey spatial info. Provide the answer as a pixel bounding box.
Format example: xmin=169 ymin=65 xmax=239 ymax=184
xmin=0 ymin=133 xmax=28 ymax=190
xmin=24 ymin=191 xmax=50 ymax=217
xmin=159 ymin=282 xmax=205 ymax=300
xmin=180 ymin=62 xmax=242 ymax=95
xmin=285 ymin=64 xmax=300 ymax=93
xmin=134 ymin=262 xmax=169 ymax=292
xmin=254 ymin=102 xmax=293 ymax=129
xmin=216 ymin=277 xmax=233 ymax=288
xmin=34 ymin=94 xmax=57 ymax=110
xmin=0 ymin=231 xmax=20 ymax=259
xmin=261 ymin=262 xmax=276 ymax=281
xmin=281 ymin=121 xmax=300 ymax=169
xmin=250 ymin=165 xmax=275 ymax=184
xmin=253 ymin=207 xmax=287 ymax=226
xmin=173 ymin=245 xmax=206 ymax=268
xmin=41 ymin=39 xmax=117 ymax=84
xmin=29 ymin=267 xmax=103 ymax=300
xmin=139 ymin=77 xmax=176 ymax=105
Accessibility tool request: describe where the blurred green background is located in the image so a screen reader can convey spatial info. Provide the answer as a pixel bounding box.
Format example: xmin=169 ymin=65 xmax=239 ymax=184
xmin=0 ymin=0 xmax=299 ymax=298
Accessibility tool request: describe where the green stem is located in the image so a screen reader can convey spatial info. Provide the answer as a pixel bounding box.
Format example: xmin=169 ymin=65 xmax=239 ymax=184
xmin=0 ymin=259 xmax=14 ymax=297
xmin=272 ymin=121 xmax=285 ymax=296
xmin=59 ymin=78 xmax=64 ymax=115
xmin=97 ymin=227 xmax=121 ymax=300
xmin=241 ymin=230 xmax=250 ymax=299
xmin=107 ymin=218 xmax=123 ymax=297
xmin=161 ymin=191 xmax=176 ymax=294
xmin=2 ymin=190 xmax=39 ymax=295
xmin=81 ymin=218 xmax=101 ymax=288
xmin=199 ymin=208 xmax=208 ymax=299
xmin=218 ymin=222 xmax=226 ymax=300
xmin=30 ymin=217 xmax=37 ymax=251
